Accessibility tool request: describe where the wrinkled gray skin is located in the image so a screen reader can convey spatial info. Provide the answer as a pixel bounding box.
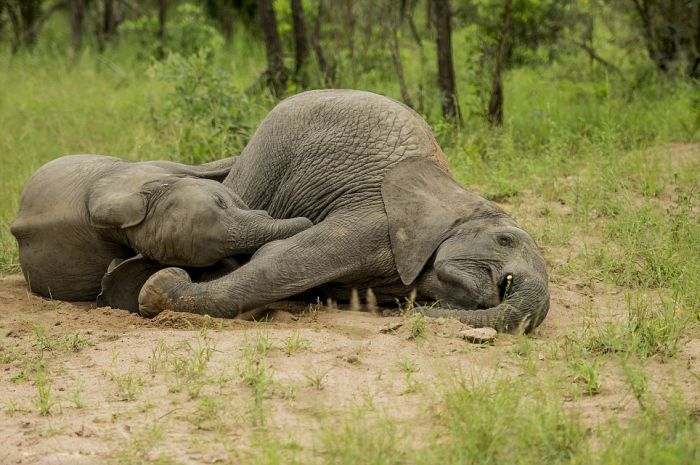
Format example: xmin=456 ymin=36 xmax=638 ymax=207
xmin=140 ymin=90 xmax=550 ymax=332
xmin=10 ymin=155 xmax=311 ymax=302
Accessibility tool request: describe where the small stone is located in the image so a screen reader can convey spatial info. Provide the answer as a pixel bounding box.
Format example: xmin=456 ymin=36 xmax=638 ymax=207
xmin=460 ymin=327 xmax=497 ymax=344
xmin=379 ymin=322 xmax=404 ymax=333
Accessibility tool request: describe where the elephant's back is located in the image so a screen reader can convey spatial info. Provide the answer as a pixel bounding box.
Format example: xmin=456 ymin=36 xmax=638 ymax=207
xmin=228 ymin=90 xmax=448 ymax=222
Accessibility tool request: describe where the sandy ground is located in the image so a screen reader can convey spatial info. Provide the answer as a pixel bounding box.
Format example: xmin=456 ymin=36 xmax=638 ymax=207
xmin=1 ymin=271 xmax=698 ymax=464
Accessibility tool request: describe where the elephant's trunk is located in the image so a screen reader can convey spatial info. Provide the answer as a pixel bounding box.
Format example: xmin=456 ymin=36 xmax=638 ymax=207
xmin=225 ymin=214 xmax=313 ymax=255
xmin=420 ymin=273 xmax=550 ymax=333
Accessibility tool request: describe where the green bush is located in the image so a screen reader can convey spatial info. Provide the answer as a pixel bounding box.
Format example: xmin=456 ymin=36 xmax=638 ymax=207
xmin=147 ymin=49 xmax=254 ymax=164
xmin=121 ymin=3 xmax=223 ymax=59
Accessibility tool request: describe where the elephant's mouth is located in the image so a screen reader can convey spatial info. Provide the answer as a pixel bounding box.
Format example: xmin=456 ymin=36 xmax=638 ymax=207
xmin=498 ymin=273 xmax=514 ymax=303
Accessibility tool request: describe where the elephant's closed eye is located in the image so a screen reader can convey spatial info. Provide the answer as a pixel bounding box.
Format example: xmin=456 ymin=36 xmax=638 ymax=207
xmin=496 ymin=233 xmax=515 ymax=247
xmin=214 ymin=195 xmax=229 ymax=209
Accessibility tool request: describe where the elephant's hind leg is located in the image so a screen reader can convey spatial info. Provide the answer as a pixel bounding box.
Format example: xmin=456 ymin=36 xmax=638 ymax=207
xmin=138 ymin=210 xmax=390 ymax=318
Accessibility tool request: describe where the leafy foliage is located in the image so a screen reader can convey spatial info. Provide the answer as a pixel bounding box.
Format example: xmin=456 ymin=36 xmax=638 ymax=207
xmin=147 ymin=48 xmax=254 ymax=163
xmin=121 ymin=3 xmax=223 ymax=59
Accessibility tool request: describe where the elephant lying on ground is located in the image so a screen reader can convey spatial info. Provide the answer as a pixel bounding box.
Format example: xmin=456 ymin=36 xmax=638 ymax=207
xmin=137 ymin=90 xmax=550 ymax=332
xmin=10 ymin=155 xmax=312 ymax=303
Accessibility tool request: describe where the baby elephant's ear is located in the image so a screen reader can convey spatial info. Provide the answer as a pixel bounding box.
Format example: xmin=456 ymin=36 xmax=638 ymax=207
xmin=88 ymin=191 xmax=147 ymax=229
xmin=87 ymin=166 xmax=166 ymax=229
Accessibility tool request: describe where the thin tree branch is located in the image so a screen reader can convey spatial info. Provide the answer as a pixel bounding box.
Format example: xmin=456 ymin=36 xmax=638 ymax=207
xmin=18 ymin=0 xmax=67 ymax=47
xmin=571 ymin=39 xmax=626 ymax=79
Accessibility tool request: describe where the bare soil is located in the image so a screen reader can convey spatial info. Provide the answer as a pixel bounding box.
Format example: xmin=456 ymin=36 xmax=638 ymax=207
xmin=1 ymin=271 xmax=698 ymax=464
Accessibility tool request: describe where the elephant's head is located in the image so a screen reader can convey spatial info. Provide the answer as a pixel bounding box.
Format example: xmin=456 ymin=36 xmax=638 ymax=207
xmin=382 ymin=157 xmax=549 ymax=333
xmin=87 ymin=163 xmax=312 ymax=267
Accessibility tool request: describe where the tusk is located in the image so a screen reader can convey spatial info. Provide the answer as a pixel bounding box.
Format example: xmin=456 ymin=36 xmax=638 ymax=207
xmin=504 ymin=274 xmax=513 ymax=298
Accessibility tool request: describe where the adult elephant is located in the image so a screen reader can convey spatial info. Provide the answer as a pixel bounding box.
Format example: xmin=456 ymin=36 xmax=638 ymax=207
xmin=139 ymin=90 xmax=550 ymax=332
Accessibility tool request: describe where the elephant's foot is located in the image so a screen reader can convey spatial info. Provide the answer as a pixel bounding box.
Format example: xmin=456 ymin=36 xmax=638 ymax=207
xmin=138 ymin=267 xmax=192 ymax=318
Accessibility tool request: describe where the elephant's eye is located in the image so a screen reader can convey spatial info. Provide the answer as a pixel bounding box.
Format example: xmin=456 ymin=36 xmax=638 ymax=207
xmin=214 ymin=194 xmax=229 ymax=209
xmin=496 ymin=233 xmax=515 ymax=247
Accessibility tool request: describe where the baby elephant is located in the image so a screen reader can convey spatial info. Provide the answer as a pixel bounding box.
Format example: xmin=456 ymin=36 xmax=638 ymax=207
xmin=11 ymin=155 xmax=312 ymax=303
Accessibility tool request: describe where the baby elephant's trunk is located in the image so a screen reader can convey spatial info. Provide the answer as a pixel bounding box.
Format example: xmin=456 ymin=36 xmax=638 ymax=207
xmin=226 ymin=213 xmax=313 ymax=255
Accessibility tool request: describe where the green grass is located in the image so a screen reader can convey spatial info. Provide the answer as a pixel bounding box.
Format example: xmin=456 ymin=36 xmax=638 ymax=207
xmin=168 ymin=330 xmax=215 ymax=399
xmin=238 ymin=329 xmax=275 ymax=426
xmin=569 ymin=358 xmax=602 ymax=397
xmin=108 ymin=369 xmax=144 ymax=401
xmin=303 ymin=367 xmax=331 ymax=391
xmin=281 ymin=330 xmax=310 ymax=355
xmin=30 ymin=325 xmax=94 ymax=353
xmin=312 ymin=373 xmax=700 ymax=465
xmin=33 ymin=370 xmax=56 ymax=415
xmin=562 ymin=293 xmax=691 ymax=360
xmin=407 ymin=311 xmax=426 ymax=339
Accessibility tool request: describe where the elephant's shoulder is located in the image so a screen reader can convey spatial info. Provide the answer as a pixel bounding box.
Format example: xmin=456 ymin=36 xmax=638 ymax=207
xmin=426 ymin=148 xmax=450 ymax=173
xmin=391 ymin=152 xmax=451 ymax=178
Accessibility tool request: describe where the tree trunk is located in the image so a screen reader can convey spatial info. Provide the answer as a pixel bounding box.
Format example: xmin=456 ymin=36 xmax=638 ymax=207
xmin=290 ymin=0 xmax=310 ymax=85
xmin=631 ymin=0 xmax=671 ymax=72
xmin=257 ymin=0 xmax=288 ymax=97
xmin=487 ymin=0 xmax=512 ymax=127
xmin=155 ymin=0 xmax=166 ymax=57
xmin=6 ymin=1 xmax=22 ymax=53
xmin=69 ymin=0 xmax=85 ymax=55
xmin=693 ymin=2 xmax=700 ymax=78
xmin=388 ymin=0 xmax=413 ymax=108
xmin=103 ymin=0 xmax=116 ymax=40
xmin=390 ymin=28 xmax=413 ymax=108
xmin=6 ymin=0 xmax=43 ymax=52
xmin=157 ymin=0 xmax=165 ymax=39
xmin=8 ymin=0 xmax=67 ymax=53
xmin=342 ymin=0 xmax=357 ymax=85
xmin=405 ymin=0 xmax=422 ymax=47
xmin=221 ymin=1 xmax=234 ymax=44
xmin=311 ymin=0 xmax=333 ymax=87
xmin=430 ymin=0 xmax=459 ymax=122
xmin=19 ymin=0 xmax=41 ymax=46
xmin=115 ymin=0 xmax=126 ymax=25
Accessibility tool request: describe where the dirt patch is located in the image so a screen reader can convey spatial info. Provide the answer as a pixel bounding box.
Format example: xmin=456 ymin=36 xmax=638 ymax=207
xmin=1 ymin=271 xmax=698 ymax=464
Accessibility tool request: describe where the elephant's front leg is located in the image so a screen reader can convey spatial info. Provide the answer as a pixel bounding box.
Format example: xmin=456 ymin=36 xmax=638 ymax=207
xmin=138 ymin=211 xmax=390 ymax=318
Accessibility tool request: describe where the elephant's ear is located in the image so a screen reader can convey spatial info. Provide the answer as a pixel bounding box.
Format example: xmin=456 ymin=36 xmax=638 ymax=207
xmin=97 ymin=255 xmax=165 ymax=312
xmin=88 ymin=184 xmax=148 ymax=229
xmin=382 ymin=157 xmax=485 ymax=286
xmin=88 ymin=191 xmax=147 ymax=229
xmin=87 ymin=166 xmax=172 ymax=229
